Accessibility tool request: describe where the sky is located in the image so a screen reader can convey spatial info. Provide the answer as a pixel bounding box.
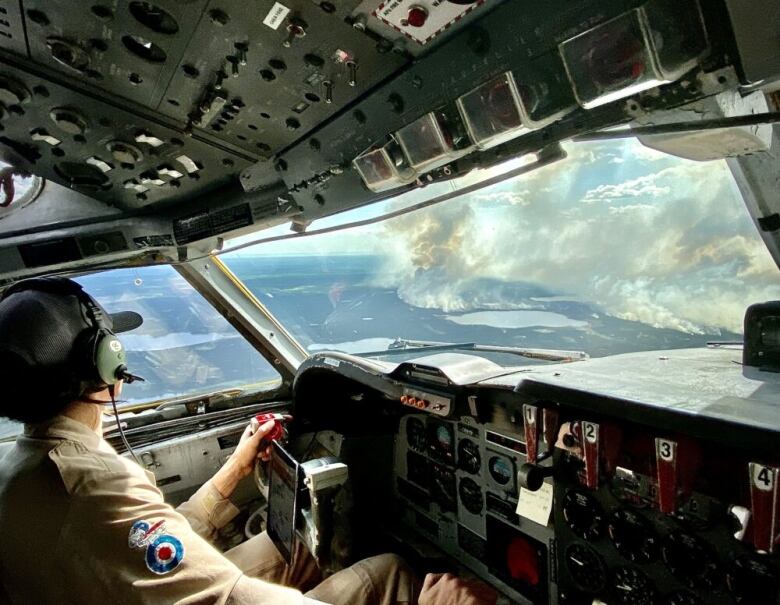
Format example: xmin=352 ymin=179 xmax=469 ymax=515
xmin=226 ymin=139 xmax=780 ymax=335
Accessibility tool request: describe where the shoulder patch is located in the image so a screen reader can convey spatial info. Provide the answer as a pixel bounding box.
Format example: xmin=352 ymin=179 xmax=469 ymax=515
xmin=129 ymin=520 xmax=184 ymax=575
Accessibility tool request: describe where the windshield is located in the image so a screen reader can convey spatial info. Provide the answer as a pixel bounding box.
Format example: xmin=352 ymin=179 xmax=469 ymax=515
xmin=0 ymin=264 xmax=280 ymax=439
xmin=222 ymin=139 xmax=780 ymax=364
xmin=75 ymin=265 xmax=281 ymax=406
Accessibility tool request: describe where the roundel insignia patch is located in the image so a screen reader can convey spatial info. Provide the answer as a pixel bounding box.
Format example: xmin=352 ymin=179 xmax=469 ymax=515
xmin=128 ymin=519 xmax=184 ymax=575
xmin=145 ymin=534 xmax=185 ymax=575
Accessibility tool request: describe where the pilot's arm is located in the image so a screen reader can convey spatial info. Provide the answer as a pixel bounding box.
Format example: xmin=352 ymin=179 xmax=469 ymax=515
xmin=176 ymin=420 xmax=275 ymax=540
xmin=49 ymin=438 xmax=322 ymax=605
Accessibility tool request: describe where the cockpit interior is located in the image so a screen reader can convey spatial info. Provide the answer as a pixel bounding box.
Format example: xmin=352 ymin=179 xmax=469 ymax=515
xmin=1 ymin=0 xmax=780 ymax=603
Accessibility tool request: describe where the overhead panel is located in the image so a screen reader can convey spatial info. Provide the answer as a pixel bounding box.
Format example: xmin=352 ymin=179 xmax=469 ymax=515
xmin=0 ymin=58 xmax=256 ymax=209
xmin=21 ymin=0 xmax=209 ymax=109
xmin=0 ymin=0 xmax=27 ymax=56
xmin=157 ymin=0 xmax=408 ymax=158
xmin=0 ymin=0 xmax=410 ymax=209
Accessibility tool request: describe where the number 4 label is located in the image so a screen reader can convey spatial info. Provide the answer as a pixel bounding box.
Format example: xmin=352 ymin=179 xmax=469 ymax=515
xmin=752 ymin=464 xmax=776 ymax=492
xmin=749 ymin=463 xmax=779 ymax=553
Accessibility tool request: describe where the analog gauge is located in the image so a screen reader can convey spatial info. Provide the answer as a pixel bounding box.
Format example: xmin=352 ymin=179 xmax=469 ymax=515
xmin=608 ymin=509 xmax=658 ymax=563
xmin=406 ymin=417 xmax=426 ymax=452
xmin=564 ymin=542 xmax=607 ymax=593
xmin=610 ymin=566 xmax=657 ymax=605
xmin=430 ymin=462 xmax=457 ymax=512
xmin=667 ymin=590 xmax=703 ymax=605
xmin=406 ymin=451 xmax=429 ymax=487
xmin=562 ymin=490 xmax=605 ymax=541
xmin=427 ymin=421 xmax=455 ymax=464
xmin=458 ymin=477 xmax=483 ymax=515
xmin=660 ymin=531 xmax=719 ymax=589
xmin=726 ymin=555 xmax=778 ymax=604
xmin=436 ymin=425 xmax=452 ymax=448
xmin=457 ymin=439 xmax=481 ymax=474
xmin=488 ymin=455 xmax=514 ymax=486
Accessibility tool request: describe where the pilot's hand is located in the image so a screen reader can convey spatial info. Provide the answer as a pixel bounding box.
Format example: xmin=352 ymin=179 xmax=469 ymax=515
xmin=232 ymin=420 xmax=277 ymax=475
xmin=418 ymin=573 xmax=498 ymax=605
xmin=213 ymin=420 xmax=276 ymax=498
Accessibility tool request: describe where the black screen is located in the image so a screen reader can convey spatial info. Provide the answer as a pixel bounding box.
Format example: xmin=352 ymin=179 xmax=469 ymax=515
xmin=267 ymin=441 xmax=299 ymax=563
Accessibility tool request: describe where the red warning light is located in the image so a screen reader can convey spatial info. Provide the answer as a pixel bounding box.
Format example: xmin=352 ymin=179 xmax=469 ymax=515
xmin=406 ymin=6 xmax=428 ymax=28
xmin=506 ymin=536 xmax=541 ymax=586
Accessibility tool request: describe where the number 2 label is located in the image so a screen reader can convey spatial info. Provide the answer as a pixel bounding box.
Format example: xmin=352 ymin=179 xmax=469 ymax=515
xmin=582 ymin=422 xmax=598 ymax=444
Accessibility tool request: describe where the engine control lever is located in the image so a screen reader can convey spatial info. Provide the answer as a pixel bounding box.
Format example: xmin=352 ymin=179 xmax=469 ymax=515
xmin=250 ymin=412 xmax=292 ymax=443
xmin=518 ymin=462 xmax=554 ymax=492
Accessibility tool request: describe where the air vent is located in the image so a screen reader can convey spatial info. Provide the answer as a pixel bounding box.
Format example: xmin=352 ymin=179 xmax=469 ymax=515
xmin=217 ymin=433 xmax=242 ymax=450
xmin=19 ymin=238 xmax=82 ymax=268
xmin=173 ymin=203 xmax=252 ymax=245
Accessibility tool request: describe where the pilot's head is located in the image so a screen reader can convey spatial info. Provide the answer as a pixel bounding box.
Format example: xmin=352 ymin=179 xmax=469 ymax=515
xmin=0 ymin=277 xmax=142 ymax=423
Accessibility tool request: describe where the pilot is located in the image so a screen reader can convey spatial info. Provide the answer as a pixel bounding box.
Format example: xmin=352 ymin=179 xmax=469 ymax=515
xmin=0 ymin=277 xmax=496 ymax=605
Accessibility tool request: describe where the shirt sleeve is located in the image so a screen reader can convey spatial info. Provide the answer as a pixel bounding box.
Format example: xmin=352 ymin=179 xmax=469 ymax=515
xmin=49 ymin=441 xmax=310 ymax=605
xmin=176 ymin=479 xmax=240 ymax=540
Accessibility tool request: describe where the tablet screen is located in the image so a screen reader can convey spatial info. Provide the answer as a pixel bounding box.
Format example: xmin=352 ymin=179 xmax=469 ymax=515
xmin=267 ymin=440 xmax=299 ymax=563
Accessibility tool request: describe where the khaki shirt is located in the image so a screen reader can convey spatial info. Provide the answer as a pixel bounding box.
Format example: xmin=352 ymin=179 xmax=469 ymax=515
xmin=0 ymin=415 xmax=316 ymax=604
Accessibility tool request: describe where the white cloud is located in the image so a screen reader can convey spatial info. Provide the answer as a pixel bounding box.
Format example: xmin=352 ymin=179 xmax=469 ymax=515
xmin=373 ymin=139 xmax=780 ymax=334
xmin=582 ymin=173 xmax=670 ymax=203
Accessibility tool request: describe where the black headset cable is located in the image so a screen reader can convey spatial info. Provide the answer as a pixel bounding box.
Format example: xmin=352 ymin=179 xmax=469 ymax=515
xmin=109 ymin=384 xmax=141 ymax=464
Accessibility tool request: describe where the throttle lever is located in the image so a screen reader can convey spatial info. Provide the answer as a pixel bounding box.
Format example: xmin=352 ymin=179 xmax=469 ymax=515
xmin=518 ymin=462 xmax=554 ymax=492
xmin=250 ymin=413 xmax=292 ymax=443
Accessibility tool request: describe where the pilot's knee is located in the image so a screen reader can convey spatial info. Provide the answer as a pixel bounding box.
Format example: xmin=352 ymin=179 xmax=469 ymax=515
xmin=366 ymin=553 xmax=411 ymax=575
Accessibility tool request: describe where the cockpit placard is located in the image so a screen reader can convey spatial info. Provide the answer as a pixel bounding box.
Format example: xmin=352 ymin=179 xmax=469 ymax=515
xmin=374 ymin=0 xmax=488 ymax=45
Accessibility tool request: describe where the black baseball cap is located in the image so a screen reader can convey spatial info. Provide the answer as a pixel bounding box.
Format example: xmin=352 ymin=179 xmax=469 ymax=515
xmin=0 ymin=277 xmax=143 ymax=370
xmin=0 ymin=277 xmax=144 ymax=422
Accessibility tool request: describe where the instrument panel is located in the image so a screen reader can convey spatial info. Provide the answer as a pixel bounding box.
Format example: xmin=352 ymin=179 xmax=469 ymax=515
xmin=395 ymin=413 xmax=554 ymax=605
xmin=552 ymin=418 xmax=780 ymax=605
xmin=392 ymin=398 xmax=780 ymax=605
xmin=293 ymin=350 xmax=780 ymax=605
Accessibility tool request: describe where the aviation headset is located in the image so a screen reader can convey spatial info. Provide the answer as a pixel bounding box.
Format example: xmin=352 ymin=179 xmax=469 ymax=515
xmin=0 ymin=277 xmax=130 ymax=396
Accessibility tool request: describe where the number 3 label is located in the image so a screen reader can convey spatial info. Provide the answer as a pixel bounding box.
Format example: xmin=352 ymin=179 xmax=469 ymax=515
xmin=656 ymin=439 xmax=675 ymax=462
xmin=752 ymin=464 xmax=776 ymax=492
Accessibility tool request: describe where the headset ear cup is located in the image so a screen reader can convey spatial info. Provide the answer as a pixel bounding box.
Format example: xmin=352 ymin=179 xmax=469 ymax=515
xmin=93 ymin=330 xmax=126 ymax=386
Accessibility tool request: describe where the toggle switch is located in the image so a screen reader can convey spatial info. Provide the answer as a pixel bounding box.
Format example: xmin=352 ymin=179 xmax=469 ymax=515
xmin=347 ymin=61 xmax=357 ymax=87
xmin=235 ymin=42 xmax=248 ymax=66
xmin=283 ymin=18 xmax=307 ymax=48
xmin=323 ymin=80 xmax=334 ymax=104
